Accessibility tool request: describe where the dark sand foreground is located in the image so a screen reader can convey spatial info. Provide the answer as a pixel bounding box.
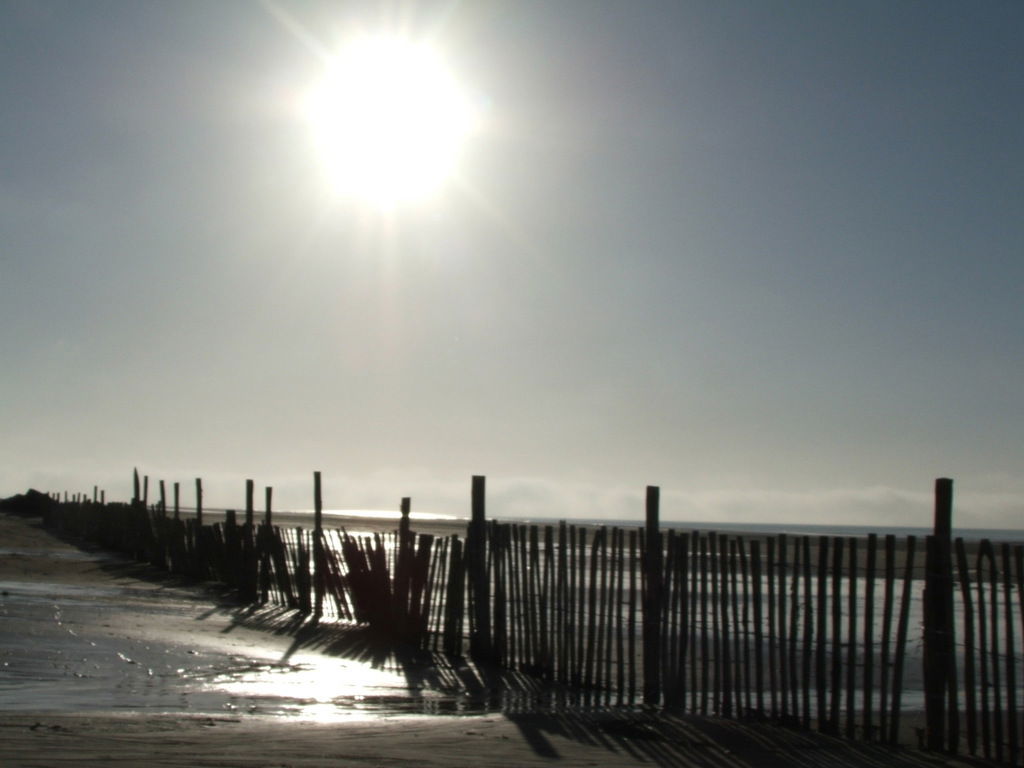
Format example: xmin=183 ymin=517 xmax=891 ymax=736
xmin=0 ymin=511 xmax=992 ymax=768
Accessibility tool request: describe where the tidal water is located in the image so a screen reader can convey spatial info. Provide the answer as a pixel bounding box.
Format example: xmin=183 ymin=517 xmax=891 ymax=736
xmin=187 ymin=506 xmax=1024 ymax=543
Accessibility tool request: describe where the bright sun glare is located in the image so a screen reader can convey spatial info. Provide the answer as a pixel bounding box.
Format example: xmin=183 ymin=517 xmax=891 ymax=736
xmin=305 ymin=36 xmax=476 ymax=206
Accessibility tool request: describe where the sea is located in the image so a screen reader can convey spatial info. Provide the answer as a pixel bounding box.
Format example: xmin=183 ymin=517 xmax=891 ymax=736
xmin=209 ymin=506 xmax=1024 ymax=543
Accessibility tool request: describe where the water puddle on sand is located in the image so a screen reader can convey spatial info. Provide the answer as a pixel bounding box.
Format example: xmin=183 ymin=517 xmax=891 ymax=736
xmin=0 ymin=579 xmax=466 ymax=722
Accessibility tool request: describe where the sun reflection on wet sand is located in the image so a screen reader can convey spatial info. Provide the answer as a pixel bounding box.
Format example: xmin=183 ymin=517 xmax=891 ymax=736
xmin=0 ymin=574 xmax=447 ymax=720
xmin=197 ymin=651 xmax=450 ymax=721
xmin=1 ymin=568 xmax=555 ymax=723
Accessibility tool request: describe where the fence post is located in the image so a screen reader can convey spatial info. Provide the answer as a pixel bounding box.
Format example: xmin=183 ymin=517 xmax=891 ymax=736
xmin=192 ymin=478 xmax=204 ymax=579
xmin=924 ymin=477 xmax=956 ymax=751
xmin=260 ymin=486 xmax=273 ymax=604
xmin=242 ymin=479 xmax=256 ymax=602
xmin=313 ymin=471 xmax=324 ymax=620
xmin=130 ymin=469 xmax=143 ymax=561
xmin=399 ymin=497 xmax=412 ymax=543
xmin=396 ymin=497 xmax=413 ymax=631
xmin=643 ymin=485 xmax=662 ymax=704
xmin=195 ymin=478 xmax=203 ymax=527
xmin=245 ymin=479 xmax=254 ymax=527
xmin=469 ymin=475 xmax=492 ymax=661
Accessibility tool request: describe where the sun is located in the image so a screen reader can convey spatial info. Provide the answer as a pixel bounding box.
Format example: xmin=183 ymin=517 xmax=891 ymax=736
xmin=304 ymin=36 xmax=476 ymax=207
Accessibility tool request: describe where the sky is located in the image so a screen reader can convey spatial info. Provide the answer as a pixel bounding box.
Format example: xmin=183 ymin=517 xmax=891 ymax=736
xmin=2 ymin=0 xmax=1022 ymax=529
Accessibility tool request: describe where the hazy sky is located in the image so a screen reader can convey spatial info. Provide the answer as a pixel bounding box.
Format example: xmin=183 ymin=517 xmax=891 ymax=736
xmin=2 ymin=0 xmax=1022 ymax=527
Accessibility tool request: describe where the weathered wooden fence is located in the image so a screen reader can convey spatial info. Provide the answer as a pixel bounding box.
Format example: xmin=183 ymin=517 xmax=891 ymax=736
xmin=36 ymin=474 xmax=1023 ymax=763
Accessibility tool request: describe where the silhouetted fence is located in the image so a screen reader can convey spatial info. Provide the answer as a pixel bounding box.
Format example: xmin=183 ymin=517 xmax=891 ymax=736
xmin=37 ymin=474 xmax=1024 ymax=763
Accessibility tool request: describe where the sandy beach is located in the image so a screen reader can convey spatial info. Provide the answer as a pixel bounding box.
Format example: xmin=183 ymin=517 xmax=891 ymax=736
xmin=0 ymin=510 xmax=994 ymax=767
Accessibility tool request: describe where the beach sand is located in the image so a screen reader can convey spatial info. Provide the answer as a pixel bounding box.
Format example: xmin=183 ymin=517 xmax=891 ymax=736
xmin=0 ymin=511 xmax=992 ymax=767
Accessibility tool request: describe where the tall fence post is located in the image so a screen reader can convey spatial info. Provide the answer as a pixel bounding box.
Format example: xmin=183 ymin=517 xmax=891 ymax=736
xmin=924 ymin=477 xmax=956 ymax=751
xmin=469 ymin=475 xmax=492 ymax=661
xmin=130 ymin=468 xmax=144 ymax=561
xmin=193 ymin=477 xmax=204 ymax=580
xmin=396 ymin=497 xmax=413 ymax=631
xmin=242 ymin=479 xmax=256 ymax=602
xmin=643 ymin=485 xmax=662 ymax=704
xmin=261 ymin=486 xmax=273 ymax=604
xmin=313 ymin=471 xmax=324 ymax=620
xmin=245 ymin=479 xmax=254 ymax=527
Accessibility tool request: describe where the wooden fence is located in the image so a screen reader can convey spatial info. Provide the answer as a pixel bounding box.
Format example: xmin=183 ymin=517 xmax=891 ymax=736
xmin=36 ymin=474 xmax=1023 ymax=763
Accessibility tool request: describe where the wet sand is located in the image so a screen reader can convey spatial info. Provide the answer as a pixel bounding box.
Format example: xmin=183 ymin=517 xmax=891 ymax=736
xmin=0 ymin=511 xmax=993 ymax=767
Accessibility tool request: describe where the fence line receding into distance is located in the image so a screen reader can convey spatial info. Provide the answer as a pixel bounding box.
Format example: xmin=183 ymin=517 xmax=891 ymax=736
xmin=37 ymin=474 xmax=1024 ymax=765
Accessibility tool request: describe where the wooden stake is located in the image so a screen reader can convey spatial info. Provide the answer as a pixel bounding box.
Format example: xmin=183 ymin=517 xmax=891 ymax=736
xmin=730 ymin=538 xmax=743 ymax=715
xmin=767 ymin=536 xmax=777 ymax=719
xmin=787 ymin=536 xmax=800 ymax=721
xmin=829 ymin=537 xmax=844 ymax=735
xmin=313 ymin=471 xmax=324 ymax=619
xmin=643 ymin=486 xmax=662 ymax=705
xmin=924 ymin=478 xmax=955 ymax=751
xmin=815 ymin=536 xmax=829 ymax=731
xmin=778 ymin=535 xmax=790 ymax=722
xmin=801 ymin=535 xmax=813 ymax=729
xmin=890 ymin=536 xmax=916 ymax=745
xmin=978 ymin=540 xmax=995 ymax=758
xmin=846 ymin=536 xmax=858 ymax=740
xmin=879 ymin=534 xmax=895 ymax=742
xmin=628 ymin=528 xmax=638 ymax=705
xmin=720 ymin=533 xmax=733 ymax=717
xmin=750 ymin=538 xmax=764 ymax=717
xmin=1002 ymin=543 xmax=1018 ymax=766
xmin=988 ymin=541 xmax=1004 ymax=763
xmin=615 ymin=527 xmax=626 ymax=703
xmin=711 ymin=532 xmax=722 ymax=715
xmin=557 ymin=521 xmax=568 ymax=683
xmin=864 ymin=532 xmax=877 ymax=740
xmin=195 ymin=478 xmax=203 ymax=526
xmin=469 ymin=476 xmax=491 ymax=661
xmin=738 ymin=536 xmax=751 ymax=717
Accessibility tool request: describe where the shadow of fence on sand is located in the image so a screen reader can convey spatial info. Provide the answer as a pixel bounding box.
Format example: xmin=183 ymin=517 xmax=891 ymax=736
xmin=213 ymin=601 xmax=993 ymax=768
xmin=503 ymin=711 xmax=996 ymax=768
